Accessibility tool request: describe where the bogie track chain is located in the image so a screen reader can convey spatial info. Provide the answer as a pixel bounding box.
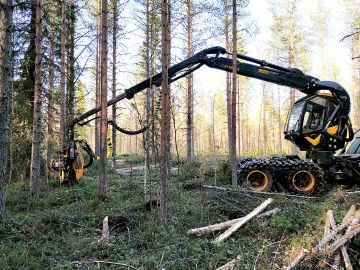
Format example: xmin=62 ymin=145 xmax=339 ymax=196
xmin=237 ymin=157 xmax=325 ymax=194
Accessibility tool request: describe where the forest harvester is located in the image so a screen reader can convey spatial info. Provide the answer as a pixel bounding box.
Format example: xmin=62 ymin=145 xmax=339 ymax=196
xmin=51 ymin=46 xmax=360 ymax=194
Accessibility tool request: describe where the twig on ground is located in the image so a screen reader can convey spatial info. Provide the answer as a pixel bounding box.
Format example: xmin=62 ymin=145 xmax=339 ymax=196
xmin=71 ymin=260 xmax=140 ymax=270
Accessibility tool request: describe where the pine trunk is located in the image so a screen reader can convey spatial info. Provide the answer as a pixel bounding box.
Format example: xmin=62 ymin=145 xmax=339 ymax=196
xmin=60 ymin=0 xmax=66 ymax=151
xmin=46 ymin=19 xmax=55 ymax=182
xmin=230 ymin=0 xmax=237 ymax=187
xmin=30 ymin=0 xmax=43 ymax=196
xmin=0 ymin=0 xmax=13 ymax=214
xmin=144 ymin=0 xmax=152 ymax=199
xmin=224 ymin=0 xmax=232 ymax=159
xmin=111 ymin=0 xmax=118 ymax=173
xmin=95 ymin=0 xmax=101 ymax=155
xmin=159 ymin=0 xmax=170 ymax=224
xmin=186 ymin=0 xmax=194 ymax=162
xmin=98 ymin=0 xmax=108 ymax=199
xmin=67 ymin=0 xmax=76 ymax=123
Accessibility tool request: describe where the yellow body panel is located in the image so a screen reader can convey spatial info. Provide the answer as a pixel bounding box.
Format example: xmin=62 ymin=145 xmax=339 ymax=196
xmin=75 ymin=168 xmax=85 ymax=181
xmin=305 ymin=134 xmax=322 ymax=146
xmin=326 ymin=125 xmax=338 ymax=135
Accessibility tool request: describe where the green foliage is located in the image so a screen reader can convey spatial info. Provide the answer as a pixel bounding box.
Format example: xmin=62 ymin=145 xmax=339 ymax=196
xmin=1 ymin=157 xmax=360 ymax=269
xmin=218 ymin=160 xmax=232 ymax=185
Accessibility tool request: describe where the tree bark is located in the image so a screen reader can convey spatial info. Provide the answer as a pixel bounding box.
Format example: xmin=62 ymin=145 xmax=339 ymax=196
xmin=159 ymin=0 xmax=170 ymax=224
xmin=98 ymin=0 xmax=108 ymax=199
xmin=224 ymin=0 xmax=232 ymax=159
xmin=230 ymin=0 xmax=237 ymax=186
xmin=95 ymin=0 xmax=101 ymax=155
xmin=60 ymin=0 xmax=66 ymax=151
xmin=186 ymin=0 xmax=194 ymax=162
xmin=30 ymin=0 xmax=43 ymax=196
xmin=66 ymin=0 xmax=76 ymax=124
xmin=46 ymin=16 xmax=55 ymax=182
xmin=111 ymin=0 xmax=118 ymax=173
xmin=0 ymin=0 xmax=13 ymax=214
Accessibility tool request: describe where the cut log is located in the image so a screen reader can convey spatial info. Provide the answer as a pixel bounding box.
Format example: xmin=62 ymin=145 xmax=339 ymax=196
xmin=328 ymin=208 xmax=353 ymax=270
xmin=100 ymin=216 xmax=110 ymax=246
xmin=324 ymin=210 xmax=332 ymax=236
xmin=326 ymin=224 xmax=360 ymax=255
xmin=317 ymin=210 xmax=332 ymax=268
xmin=342 ymin=205 xmax=356 ymax=222
xmin=285 ymin=210 xmax=359 ymax=270
xmin=332 ymin=253 xmax=342 ymax=270
xmin=314 ymin=212 xmax=358 ymax=254
xmin=213 ymin=198 xmax=273 ymax=243
xmin=284 ymin=249 xmax=309 ymax=270
xmin=215 ymin=256 xmax=241 ymax=270
xmin=188 ymin=208 xmax=281 ymax=236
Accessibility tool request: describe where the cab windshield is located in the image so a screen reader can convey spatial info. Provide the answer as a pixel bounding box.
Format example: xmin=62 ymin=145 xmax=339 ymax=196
xmin=285 ymin=102 xmax=304 ymax=133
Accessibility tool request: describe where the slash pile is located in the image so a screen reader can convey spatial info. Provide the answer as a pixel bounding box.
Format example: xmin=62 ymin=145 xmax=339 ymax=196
xmin=285 ymin=205 xmax=360 ymax=270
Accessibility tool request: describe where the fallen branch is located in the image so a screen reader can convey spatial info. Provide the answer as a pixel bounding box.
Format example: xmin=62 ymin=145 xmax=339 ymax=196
xmin=215 ymin=256 xmax=241 ymax=270
xmin=202 ymin=185 xmax=318 ymax=199
xmin=188 ymin=208 xmax=280 ymax=236
xmin=213 ymin=198 xmax=273 ymax=243
xmin=71 ymin=260 xmax=139 ymax=270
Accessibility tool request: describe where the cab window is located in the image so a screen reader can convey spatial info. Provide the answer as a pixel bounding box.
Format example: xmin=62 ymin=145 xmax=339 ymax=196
xmin=302 ymin=103 xmax=325 ymax=133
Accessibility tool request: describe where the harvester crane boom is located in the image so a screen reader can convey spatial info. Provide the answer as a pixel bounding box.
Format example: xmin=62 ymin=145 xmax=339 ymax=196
xmin=69 ymin=46 xmax=350 ymax=135
xmin=55 ymin=46 xmax=354 ymax=187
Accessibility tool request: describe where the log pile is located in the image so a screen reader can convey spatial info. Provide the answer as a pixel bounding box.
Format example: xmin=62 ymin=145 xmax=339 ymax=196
xmin=284 ymin=205 xmax=360 ymax=270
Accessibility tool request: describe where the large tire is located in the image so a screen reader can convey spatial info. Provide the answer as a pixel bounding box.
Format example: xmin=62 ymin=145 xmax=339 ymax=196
xmin=287 ymin=163 xmax=323 ymax=194
xmin=244 ymin=167 xmax=274 ymax=192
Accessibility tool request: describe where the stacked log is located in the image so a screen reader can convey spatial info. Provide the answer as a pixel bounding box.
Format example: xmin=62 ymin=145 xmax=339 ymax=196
xmin=285 ymin=206 xmax=360 ymax=270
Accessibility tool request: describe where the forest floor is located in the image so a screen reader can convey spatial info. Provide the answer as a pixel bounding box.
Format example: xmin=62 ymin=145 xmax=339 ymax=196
xmin=1 ymin=156 xmax=360 ymax=270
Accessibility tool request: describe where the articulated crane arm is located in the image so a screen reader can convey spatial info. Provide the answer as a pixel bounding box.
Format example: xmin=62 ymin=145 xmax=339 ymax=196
xmin=56 ymin=46 xmax=352 ymax=183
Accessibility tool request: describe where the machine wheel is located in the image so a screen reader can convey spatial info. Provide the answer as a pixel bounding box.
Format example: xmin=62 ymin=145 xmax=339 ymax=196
xmin=290 ymin=170 xmax=316 ymax=193
xmin=244 ymin=168 xmax=274 ymax=192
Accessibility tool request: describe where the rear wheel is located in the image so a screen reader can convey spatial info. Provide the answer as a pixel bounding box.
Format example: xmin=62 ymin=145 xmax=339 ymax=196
xmin=245 ymin=168 xmax=273 ymax=192
xmin=290 ymin=170 xmax=316 ymax=193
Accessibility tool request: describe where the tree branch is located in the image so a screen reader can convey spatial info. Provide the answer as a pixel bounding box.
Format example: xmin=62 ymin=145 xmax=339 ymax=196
xmin=340 ymin=30 xmax=360 ymax=42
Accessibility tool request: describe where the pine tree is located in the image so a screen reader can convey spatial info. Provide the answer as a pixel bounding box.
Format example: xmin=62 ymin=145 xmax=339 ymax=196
xmin=98 ymin=0 xmax=108 ymax=199
xmin=29 ymin=0 xmax=43 ymax=196
xmin=0 ymin=0 xmax=13 ymax=214
xmin=111 ymin=0 xmax=118 ymax=173
xmin=159 ymin=0 xmax=171 ymax=224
